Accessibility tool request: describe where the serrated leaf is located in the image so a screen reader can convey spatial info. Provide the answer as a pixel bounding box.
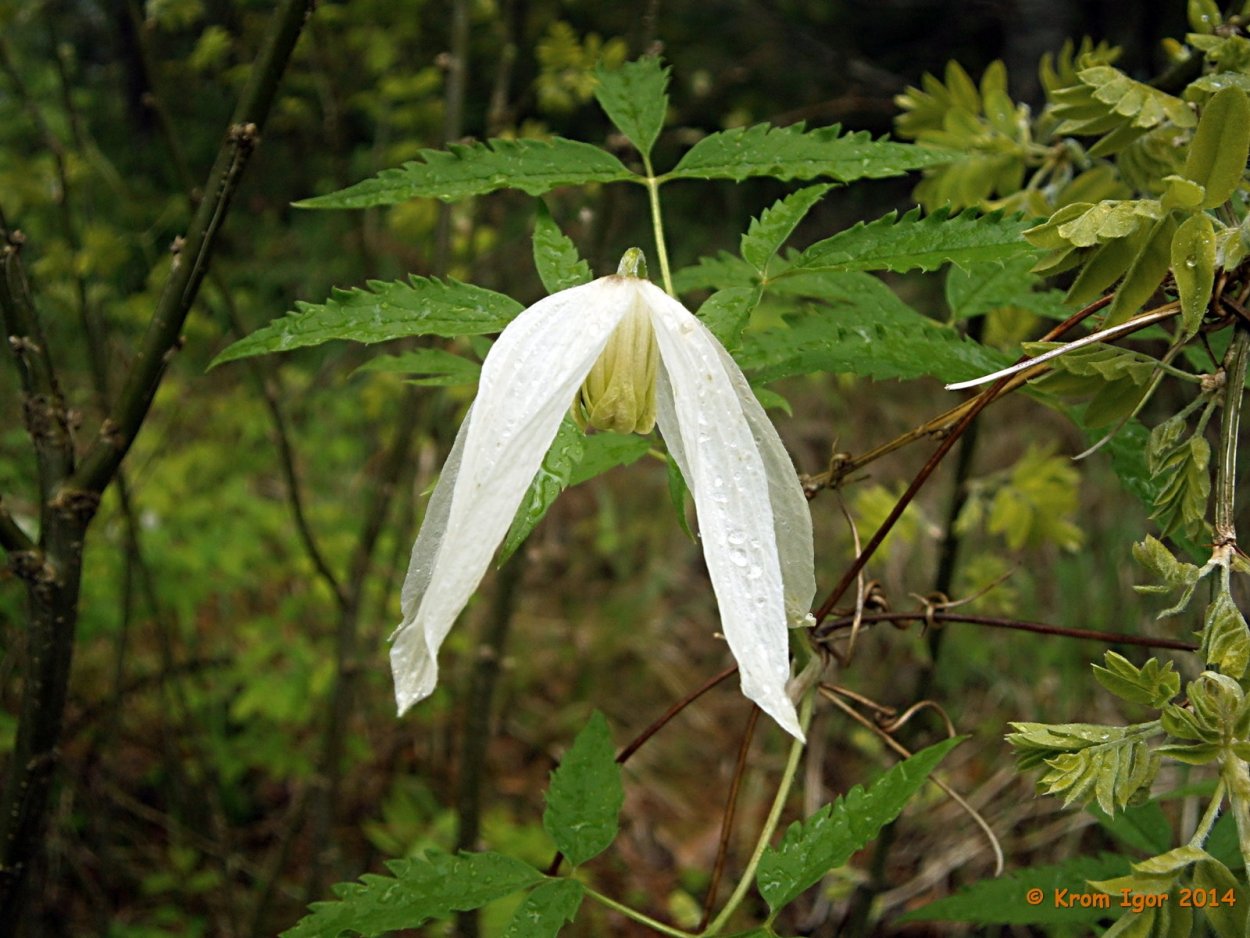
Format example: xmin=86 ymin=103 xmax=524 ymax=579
xmin=594 ymin=56 xmax=669 ymax=158
xmin=1172 ymin=212 xmax=1216 ymax=335
xmin=353 ymin=348 xmax=482 ymax=386
xmin=736 ymin=272 xmax=1011 ymax=385
xmin=295 ymin=137 xmax=634 ymax=209
xmin=669 ymin=123 xmax=953 ymax=183
xmin=671 ymin=251 xmax=759 ymax=293
xmin=282 ymin=851 xmax=543 ymax=938
xmin=784 ymin=208 xmax=1035 ymax=276
xmin=500 ymin=418 xmax=585 ymax=564
xmin=741 ymin=185 xmax=833 ymax=275
xmin=533 ymin=202 xmax=592 ymax=293
xmin=1184 ymin=86 xmax=1250 ymax=208
xmin=211 ymin=278 xmax=523 ymax=366
xmin=543 ymin=711 xmax=623 ymax=867
xmin=696 ymin=286 xmax=761 ymax=349
xmin=897 ymin=853 xmax=1130 ymax=924
xmin=756 ymin=737 xmax=961 ymax=912
xmin=1092 ymin=652 xmax=1181 ymax=708
xmin=502 ymin=879 xmax=584 ymax=938
xmin=944 ymin=252 xmax=1066 ymax=322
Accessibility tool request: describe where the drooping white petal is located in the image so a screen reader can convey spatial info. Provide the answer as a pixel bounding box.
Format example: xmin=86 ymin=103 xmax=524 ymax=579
xmin=710 ymin=343 xmax=816 ymax=627
xmin=390 ymin=277 xmax=641 ymax=714
xmin=646 ymin=282 xmax=805 ymax=740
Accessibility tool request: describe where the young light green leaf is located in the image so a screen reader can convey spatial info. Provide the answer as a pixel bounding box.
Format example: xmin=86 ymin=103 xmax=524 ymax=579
xmin=756 ymin=737 xmax=961 ymax=912
xmin=593 ymin=56 xmax=669 ymax=158
xmin=1106 ymin=212 xmax=1178 ymax=326
xmin=1192 ymin=858 xmax=1247 ymax=938
xmin=736 ymin=272 xmax=1011 ymax=385
xmin=740 ymin=185 xmax=833 ymax=275
xmin=1132 ymin=535 xmax=1202 ymax=616
xmin=696 ymin=285 xmax=761 ymax=349
xmin=669 ymin=123 xmax=953 ymax=183
xmin=295 ymin=137 xmax=634 ymax=209
xmin=543 ymin=711 xmax=623 ymax=867
xmin=1183 ymin=86 xmax=1250 ymax=208
xmin=210 ymin=278 xmax=523 ymax=366
xmin=783 ymin=208 xmax=1035 ymax=276
xmin=502 ymin=879 xmax=584 ymax=938
xmin=1008 ymin=722 xmax=1163 ymax=814
xmin=500 ymin=418 xmax=585 ymax=564
xmin=1200 ymin=588 xmax=1250 ymax=678
xmin=1149 ymin=430 xmax=1210 ymax=540
xmin=1172 ymin=212 xmax=1216 ymax=335
xmin=533 ymin=202 xmax=592 ymax=293
xmin=353 ymin=348 xmax=482 ymax=386
xmin=897 ymin=853 xmax=1130 ymax=925
xmin=282 ymin=851 xmax=543 ymax=938
xmin=1091 ymin=652 xmax=1180 ymax=708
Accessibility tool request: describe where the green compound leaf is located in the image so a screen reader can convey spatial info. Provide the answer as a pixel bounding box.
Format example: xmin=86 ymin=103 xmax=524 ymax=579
xmin=668 ymin=123 xmax=952 ymax=183
xmin=210 ymin=278 xmax=523 ymax=366
xmin=736 ymin=272 xmax=1011 ymax=385
xmin=1132 ymin=535 xmax=1204 ymax=616
xmin=533 ymin=202 xmax=592 ymax=293
xmin=897 ymin=853 xmax=1131 ymax=925
xmin=784 ymin=208 xmax=1035 ymax=276
xmin=502 ymin=879 xmax=585 ymax=938
xmin=295 ymin=137 xmax=634 ymax=209
xmin=543 ymin=711 xmax=623 ymax=868
xmin=1091 ymin=652 xmax=1181 ymax=708
xmin=353 ymin=348 xmax=481 ymax=386
xmin=741 ymin=184 xmax=833 ymax=275
xmin=1172 ymin=211 xmax=1216 ymax=336
xmin=594 ymin=56 xmax=669 ymax=159
xmin=1183 ymin=86 xmax=1250 ymax=208
xmin=756 ymin=737 xmax=961 ymax=913
xmin=281 ymin=851 xmax=543 ymax=938
xmin=1148 ymin=419 xmax=1211 ymax=540
xmin=1007 ymin=722 xmax=1162 ymax=815
xmin=1107 ymin=211 xmax=1178 ymax=325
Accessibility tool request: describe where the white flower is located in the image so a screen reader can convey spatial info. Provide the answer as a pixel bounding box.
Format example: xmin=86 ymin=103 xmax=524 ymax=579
xmin=390 ymin=253 xmax=816 ymax=738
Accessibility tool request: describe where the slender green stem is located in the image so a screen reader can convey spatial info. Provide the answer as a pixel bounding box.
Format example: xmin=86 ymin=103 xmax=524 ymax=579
xmin=583 ymin=886 xmax=695 ymax=938
xmin=704 ymin=692 xmax=814 ymax=935
xmin=641 ymin=154 xmax=674 ymax=295
xmin=1188 ymin=778 xmax=1226 ymax=849
xmin=1219 ymin=752 xmax=1250 ymax=867
xmin=1214 ymin=327 xmax=1249 ymax=545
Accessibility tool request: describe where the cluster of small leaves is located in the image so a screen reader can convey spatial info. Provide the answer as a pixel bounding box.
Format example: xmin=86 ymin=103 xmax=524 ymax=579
xmin=285 ymin=716 xmax=957 ymax=936
xmin=1147 ymin=413 xmax=1212 ymax=541
xmin=954 ymin=444 xmax=1085 ymax=552
xmin=894 ymin=41 xmax=1123 ymax=213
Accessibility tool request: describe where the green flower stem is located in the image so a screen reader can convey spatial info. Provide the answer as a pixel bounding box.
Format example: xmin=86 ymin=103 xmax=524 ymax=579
xmin=1218 ymin=751 xmax=1250 ymax=867
xmin=642 ymin=154 xmax=675 ymax=296
xmin=1214 ymin=327 xmax=1249 ymax=545
xmin=1187 ymin=778 xmax=1226 ymax=849
xmin=583 ymin=886 xmax=695 ymax=938
xmin=704 ymin=691 xmax=815 ymax=935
